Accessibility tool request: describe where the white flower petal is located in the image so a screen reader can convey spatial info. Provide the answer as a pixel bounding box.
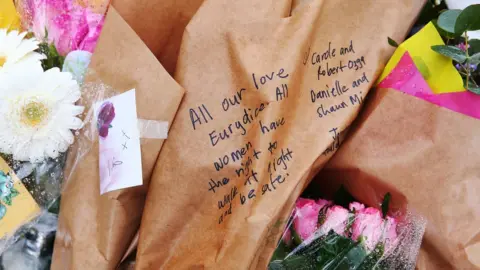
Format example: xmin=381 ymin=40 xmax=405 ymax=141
xmin=0 ymin=31 xmax=44 ymax=71
xmin=68 ymin=117 xmax=84 ymax=130
xmin=1 ymin=62 xmax=84 ymax=161
xmin=45 ymin=140 xmax=60 ymax=159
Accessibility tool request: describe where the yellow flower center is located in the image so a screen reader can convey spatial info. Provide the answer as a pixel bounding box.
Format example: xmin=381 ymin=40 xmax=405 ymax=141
xmin=21 ymin=101 xmax=49 ymax=127
xmin=0 ymin=56 xmax=6 ymax=67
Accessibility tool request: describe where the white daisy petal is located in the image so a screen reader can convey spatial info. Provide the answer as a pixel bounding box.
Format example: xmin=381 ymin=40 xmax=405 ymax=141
xmin=59 ymin=129 xmax=75 ymax=145
xmin=0 ymin=67 xmax=84 ymax=162
xmin=0 ymin=31 xmax=44 ymax=77
xmin=45 ymin=140 xmax=59 ymax=159
xmin=68 ymin=117 xmax=84 ymax=130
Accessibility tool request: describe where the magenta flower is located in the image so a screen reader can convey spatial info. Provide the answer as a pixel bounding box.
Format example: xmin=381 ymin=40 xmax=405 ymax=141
xmin=351 ymin=207 xmax=384 ymax=251
xmin=97 ymin=102 xmax=115 ymax=138
xmin=293 ymin=198 xmax=322 ymax=240
xmin=22 ymin=0 xmax=105 ymax=56
xmin=319 ymin=205 xmax=349 ymax=236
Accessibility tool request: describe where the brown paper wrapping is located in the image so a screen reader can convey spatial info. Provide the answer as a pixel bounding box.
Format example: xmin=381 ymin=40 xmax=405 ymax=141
xmin=51 ymin=7 xmax=184 ymax=270
xmin=135 ymin=0 xmax=425 ymax=269
xmin=322 ymin=88 xmax=480 ymax=270
xmin=112 ymin=0 xmax=205 ymax=75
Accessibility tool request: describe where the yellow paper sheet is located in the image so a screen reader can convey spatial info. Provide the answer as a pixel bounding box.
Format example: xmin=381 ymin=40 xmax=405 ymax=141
xmin=0 ymin=157 xmax=40 ymax=238
xmin=378 ymin=22 xmax=464 ymax=94
xmin=0 ymin=0 xmax=20 ymax=30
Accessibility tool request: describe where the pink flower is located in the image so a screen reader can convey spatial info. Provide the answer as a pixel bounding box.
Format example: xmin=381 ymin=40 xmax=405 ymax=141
xmin=457 ymin=43 xmax=470 ymax=52
xmin=293 ymin=198 xmax=322 ymax=240
xmin=351 ymin=207 xmax=384 ymax=251
xmin=317 ymin=199 xmax=332 ymax=210
xmin=319 ymin=205 xmax=349 ymax=235
xmin=384 ymin=216 xmax=398 ymax=250
xmin=23 ymin=0 xmax=105 ymax=56
xmin=349 ymin=202 xmax=365 ymax=212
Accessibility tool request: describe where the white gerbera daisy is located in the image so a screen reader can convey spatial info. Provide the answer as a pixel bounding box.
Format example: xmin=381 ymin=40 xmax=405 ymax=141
xmin=0 ymin=67 xmax=84 ymax=163
xmin=0 ymin=29 xmax=45 ymax=73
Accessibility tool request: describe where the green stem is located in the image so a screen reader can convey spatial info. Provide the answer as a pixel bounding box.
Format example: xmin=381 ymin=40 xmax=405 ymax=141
xmin=465 ymin=32 xmax=470 ymax=89
xmin=471 ymin=78 xmax=479 ymax=87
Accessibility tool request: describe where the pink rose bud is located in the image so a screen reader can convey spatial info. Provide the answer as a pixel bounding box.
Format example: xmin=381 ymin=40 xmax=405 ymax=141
xmin=294 ymin=198 xmax=322 ymax=240
xmin=319 ymin=205 xmax=349 ymax=236
xmin=349 ymin=202 xmax=365 ymax=212
xmin=352 ymin=207 xmax=384 ymax=251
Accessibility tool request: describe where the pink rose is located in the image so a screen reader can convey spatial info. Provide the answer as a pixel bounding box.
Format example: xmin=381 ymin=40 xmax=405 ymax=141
xmin=319 ymin=205 xmax=349 ymax=236
xmin=384 ymin=216 xmax=398 ymax=250
xmin=317 ymin=199 xmax=332 ymax=210
xmin=293 ymin=198 xmax=322 ymax=240
xmin=349 ymin=202 xmax=365 ymax=212
xmin=23 ymin=0 xmax=105 ymax=55
xmin=351 ymin=207 xmax=384 ymax=251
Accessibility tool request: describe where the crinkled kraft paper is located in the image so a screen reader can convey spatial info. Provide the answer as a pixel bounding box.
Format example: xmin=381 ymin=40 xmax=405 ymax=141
xmin=135 ymin=0 xmax=425 ymax=269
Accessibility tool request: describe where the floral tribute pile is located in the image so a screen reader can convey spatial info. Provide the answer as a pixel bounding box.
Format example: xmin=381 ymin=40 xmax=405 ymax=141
xmin=0 ymin=0 xmax=108 ymax=250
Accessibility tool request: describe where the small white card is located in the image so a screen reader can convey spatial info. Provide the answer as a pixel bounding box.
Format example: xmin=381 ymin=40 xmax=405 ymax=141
xmin=94 ymin=89 xmax=143 ymax=195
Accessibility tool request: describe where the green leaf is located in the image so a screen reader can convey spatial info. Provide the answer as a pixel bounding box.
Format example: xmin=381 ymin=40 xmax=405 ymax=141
xmin=470 ymin=52 xmax=480 ymax=65
xmin=269 ymin=255 xmax=315 ymax=270
xmin=437 ymin=9 xmax=462 ymax=35
xmin=3 ymin=196 xmax=12 ymax=206
xmin=381 ymin=193 xmax=391 ymax=218
xmin=431 ymin=45 xmax=468 ymax=63
xmin=455 ymin=4 xmax=480 ymax=33
xmin=357 ymin=243 xmax=385 ymax=270
xmin=271 ymin=240 xmax=291 ymax=262
xmin=467 ymin=84 xmax=480 ymax=94
xmin=333 ymin=244 xmax=368 ymax=270
xmin=10 ymin=188 xmax=19 ymax=198
xmin=432 ymin=19 xmax=457 ymax=39
xmin=463 ymin=77 xmax=480 ymax=94
xmin=291 ymin=227 xmax=303 ymax=246
xmin=345 ymin=211 xmax=355 ymax=237
xmin=469 ymin=39 xmax=480 ymax=55
xmin=268 ymin=260 xmax=287 ymax=270
xmin=317 ymin=205 xmax=329 ymax=226
xmin=37 ymin=42 xmax=66 ymax=70
xmin=387 ymin=37 xmax=399 ymax=48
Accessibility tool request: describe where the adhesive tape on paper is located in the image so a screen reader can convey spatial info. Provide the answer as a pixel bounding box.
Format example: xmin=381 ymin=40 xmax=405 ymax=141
xmin=137 ymin=119 xmax=168 ymax=139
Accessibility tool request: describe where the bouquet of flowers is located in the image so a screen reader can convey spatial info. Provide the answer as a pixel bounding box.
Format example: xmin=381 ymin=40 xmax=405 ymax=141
xmin=0 ymin=0 xmax=108 ymax=256
xmin=269 ymin=188 xmax=425 ymax=270
xmin=323 ymin=1 xmax=480 ymax=269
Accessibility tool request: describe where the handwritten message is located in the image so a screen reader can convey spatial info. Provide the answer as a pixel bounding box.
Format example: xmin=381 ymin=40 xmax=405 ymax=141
xmin=188 ymin=40 xmax=369 ymax=225
xmin=94 ymin=89 xmax=143 ymax=195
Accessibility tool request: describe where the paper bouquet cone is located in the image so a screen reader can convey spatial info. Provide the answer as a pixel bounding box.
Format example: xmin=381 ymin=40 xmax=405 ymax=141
xmin=51 ymin=8 xmax=184 ymax=270
xmin=135 ymin=0 xmax=425 ymax=269
xmin=322 ymin=87 xmax=480 ymax=269
xmin=113 ymin=0 xmax=205 ymax=75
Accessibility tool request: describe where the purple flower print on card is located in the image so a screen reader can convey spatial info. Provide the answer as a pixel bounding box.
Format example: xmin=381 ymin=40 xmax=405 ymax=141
xmin=97 ymin=101 xmax=115 ymax=138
